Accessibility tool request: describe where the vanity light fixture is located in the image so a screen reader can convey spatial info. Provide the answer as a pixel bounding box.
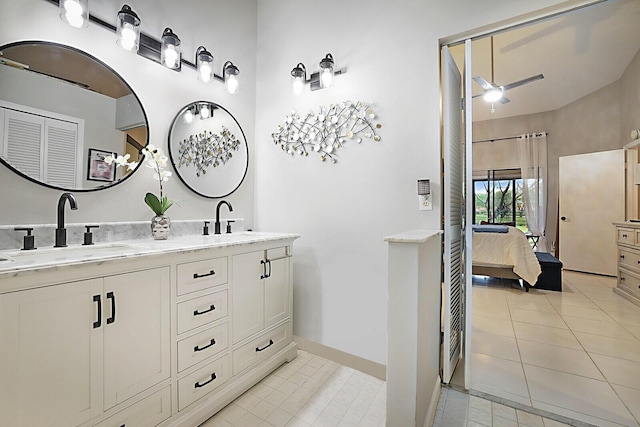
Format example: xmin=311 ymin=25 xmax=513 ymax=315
xmin=200 ymin=104 xmax=211 ymax=120
xmin=319 ymin=54 xmax=334 ymax=88
xmin=291 ymin=63 xmax=307 ymax=96
xmin=161 ymin=27 xmax=181 ymax=70
xmin=59 ymin=0 xmax=88 ymax=28
xmin=196 ymin=46 xmax=214 ymax=82
xmin=290 ymin=53 xmax=345 ymax=95
xmin=183 ymin=108 xmax=194 ymax=124
xmin=116 ymin=5 xmax=140 ymax=52
xmin=223 ymin=61 xmax=240 ymax=94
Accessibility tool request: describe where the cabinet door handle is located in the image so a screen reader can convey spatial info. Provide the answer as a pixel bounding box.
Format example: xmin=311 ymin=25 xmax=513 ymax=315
xmin=193 ymin=304 xmax=216 ymax=316
xmin=266 ymin=260 xmax=272 ymax=279
xmin=256 ymin=339 xmax=274 ymax=352
xmin=621 ymin=276 xmax=626 ymax=282
xmin=193 ymin=270 xmax=215 ymax=279
xmin=106 ymin=291 xmax=116 ymax=325
xmin=93 ymin=294 xmax=102 ymax=329
xmin=194 ymin=373 xmax=217 ymax=388
xmin=260 ymin=260 xmax=266 ymax=279
xmin=194 ymin=338 xmax=216 ymax=352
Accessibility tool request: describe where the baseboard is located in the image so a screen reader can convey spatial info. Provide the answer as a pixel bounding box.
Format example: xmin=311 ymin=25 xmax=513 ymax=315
xmin=294 ymin=335 xmax=386 ymax=381
xmin=423 ymin=376 xmax=442 ymax=427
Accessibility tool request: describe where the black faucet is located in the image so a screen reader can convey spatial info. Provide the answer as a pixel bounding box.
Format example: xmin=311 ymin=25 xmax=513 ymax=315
xmin=215 ymin=200 xmax=233 ymax=234
xmin=54 ymin=193 xmax=78 ymax=247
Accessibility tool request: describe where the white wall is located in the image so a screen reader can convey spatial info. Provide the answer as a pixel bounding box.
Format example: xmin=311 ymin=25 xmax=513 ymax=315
xmin=254 ymin=0 xmax=586 ymax=365
xmin=0 ymin=0 xmax=257 ymax=226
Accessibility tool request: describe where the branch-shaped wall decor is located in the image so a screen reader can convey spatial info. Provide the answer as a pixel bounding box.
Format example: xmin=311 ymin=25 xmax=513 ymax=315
xmin=271 ymin=101 xmax=381 ymax=163
xmin=177 ymin=126 xmax=240 ymax=176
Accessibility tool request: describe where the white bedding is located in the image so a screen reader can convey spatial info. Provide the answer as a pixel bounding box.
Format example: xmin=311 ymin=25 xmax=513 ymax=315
xmin=472 ymin=226 xmax=542 ymax=285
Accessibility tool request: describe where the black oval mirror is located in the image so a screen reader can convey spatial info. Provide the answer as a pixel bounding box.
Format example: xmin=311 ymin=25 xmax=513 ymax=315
xmin=0 ymin=41 xmax=148 ymax=191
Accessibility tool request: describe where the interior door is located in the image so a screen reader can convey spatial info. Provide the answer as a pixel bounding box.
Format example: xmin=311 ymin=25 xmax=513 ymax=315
xmin=559 ymin=149 xmax=625 ymax=275
xmin=442 ymin=45 xmax=464 ymax=384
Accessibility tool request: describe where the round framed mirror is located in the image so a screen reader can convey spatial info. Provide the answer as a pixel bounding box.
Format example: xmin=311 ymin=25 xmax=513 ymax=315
xmin=168 ymin=102 xmax=248 ymax=198
xmin=0 ymin=41 xmax=148 ymax=191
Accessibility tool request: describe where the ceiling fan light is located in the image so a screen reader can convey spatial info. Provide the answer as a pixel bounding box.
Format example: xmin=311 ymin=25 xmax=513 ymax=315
xmin=483 ymin=87 xmax=503 ymax=103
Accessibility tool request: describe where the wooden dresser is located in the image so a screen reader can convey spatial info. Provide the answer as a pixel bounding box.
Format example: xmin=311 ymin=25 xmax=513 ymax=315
xmin=614 ymin=221 xmax=640 ymax=307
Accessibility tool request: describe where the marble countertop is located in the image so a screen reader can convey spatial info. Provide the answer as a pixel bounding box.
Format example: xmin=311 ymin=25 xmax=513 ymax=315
xmin=384 ymin=229 xmax=443 ymax=244
xmin=0 ymin=231 xmax=299 ymax=276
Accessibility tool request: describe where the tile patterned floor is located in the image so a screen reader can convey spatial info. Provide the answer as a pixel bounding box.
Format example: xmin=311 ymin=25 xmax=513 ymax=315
xmin=468 ymin=271 xmax=640 ymax=427
xmin=200 ymin=350 xmax=387 ymax=427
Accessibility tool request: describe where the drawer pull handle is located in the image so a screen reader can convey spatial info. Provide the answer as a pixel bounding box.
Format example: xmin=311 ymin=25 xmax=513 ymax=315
xmin=93 ymin=294 xmax=101 ymax=329
xmin=620 ymin=255 xmax=625 ymax=260
xmin=256 ymin=339 xmax=274 ymax=352
xmin=193 ymin=304 xmax=216 ymax=316
xmin=194 ymin=373 xmax=217 ymax=389
xmin=621 ymin=276 xmax=626 ymax=282
xmin=260 ymin=259 xmax=272 ymax=280
xmin=623 ymin=234 xmax=628 ymax=238
xmin=194 ymin=338 xmax=216 ymax=352
xmin=193 ymin=269 xmax=216 ymax=279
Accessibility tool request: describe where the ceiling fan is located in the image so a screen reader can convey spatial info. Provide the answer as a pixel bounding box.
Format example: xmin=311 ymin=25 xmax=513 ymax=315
xmin=473 ymin=36 xmax=544 ymax=112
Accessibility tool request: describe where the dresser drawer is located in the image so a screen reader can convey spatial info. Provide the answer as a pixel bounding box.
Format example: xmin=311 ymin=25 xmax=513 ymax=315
xmin=178 ymin=355 xmax=229 ymax=411
xmin=178 ymin=290 xmax=228 ymax=334
xmin=178 ymin=322 xmax=229 ymax=372
xmin=617 ymin=228 xmax=634 ymax=246
xmin=619 ymin=268 xmax=640 ymax=298
xmin=619 ymin=247 xmax=640 ymax=271
xmin=96 ymin=386 xmax=171 ymax=427
xmin=177 ymin=257 xmax=228 ymax=296
xmin=232 ymin=322 xmax=290 ymax=376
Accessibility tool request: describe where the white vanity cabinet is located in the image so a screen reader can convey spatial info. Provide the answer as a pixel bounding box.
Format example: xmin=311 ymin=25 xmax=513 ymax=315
xmin=0 ymin=232 xmax=298 ymax=427
xmin=0 ymin=267 xmax=170 ymax=427
xmin=614 ymin=222 xmax=640 ymax=306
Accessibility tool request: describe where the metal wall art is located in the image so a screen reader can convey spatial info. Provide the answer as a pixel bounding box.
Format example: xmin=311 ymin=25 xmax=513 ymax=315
xmin=177 ymin=127 xmax=240 ymax=177
xmin=272 ymin=101 xmax=381 ymax=163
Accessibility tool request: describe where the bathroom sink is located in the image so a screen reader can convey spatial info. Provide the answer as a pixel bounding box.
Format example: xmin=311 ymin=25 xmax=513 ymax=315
xmin=0 ymin=243 xmax=140 ymax=264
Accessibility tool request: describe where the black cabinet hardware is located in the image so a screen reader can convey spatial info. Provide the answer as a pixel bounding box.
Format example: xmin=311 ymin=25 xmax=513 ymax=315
xmin=194 ymin=373 xmax=217 ymax=388
xmin=260 ymin=259 xmax=272 ymax=279
xmin=106 ymin=292 xmax=116 ymax=324
xmin=193 ymin=270 xmax=215 ymax=279
xmin=194 ymin=304 xmax=216 ymax=316
xmin=620 ymin=254 xmax=625 ymax=260
xmin=194 ymin=338 xmax=216 ymax=352
xmin=256 ymin=339 xmax=274 ymax=352
xmin=93 ymin=295 xmax=101 ymax=328
xmin=623 ymin=233 xmax=628 ymax=238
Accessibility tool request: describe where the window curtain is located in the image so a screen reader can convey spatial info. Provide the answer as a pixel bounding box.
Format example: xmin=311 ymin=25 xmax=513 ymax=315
xmin=518 ymin=132 xmax=548 ymax=252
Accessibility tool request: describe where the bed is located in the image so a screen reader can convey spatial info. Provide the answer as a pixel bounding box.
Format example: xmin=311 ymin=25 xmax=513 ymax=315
xmin=472 ymin=225 xmax=542 ymax=290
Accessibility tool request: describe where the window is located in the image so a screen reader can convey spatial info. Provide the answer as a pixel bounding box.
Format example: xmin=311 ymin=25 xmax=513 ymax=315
xmin=473 ymin=169 xmax=528 ymax=232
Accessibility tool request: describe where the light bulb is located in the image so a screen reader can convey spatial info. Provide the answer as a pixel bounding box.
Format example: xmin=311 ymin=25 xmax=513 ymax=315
xmin=199 ymin=62 xmax=212 ymax=82
xmin=483 ymin=87 xmax=503 ymax=103
xmin=65 ymin=11 xmax=85 ymax=28
xmin=200 ymin=105 xmax=210 ymax=119
xmin=226 ymin=74 xmax=239 ymax=94
xmin=183 ymin=109 xmax=193 ymax=124
xmin=63 ymin=0 xmax=83 ymax=16
xmin=119 ymin=24 xmax=137 ymax=51
xmin=292 ymin=77 xmax=304 ymax=96
xmin=164 ymin=46 xmax=178 ymax=68
xmin=321 ymin=68 xmax=333 ymax=88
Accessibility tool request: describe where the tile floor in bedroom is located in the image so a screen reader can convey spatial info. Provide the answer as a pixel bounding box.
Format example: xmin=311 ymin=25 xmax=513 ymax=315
xmin=467 ymin=271 xmax=640 ymax=427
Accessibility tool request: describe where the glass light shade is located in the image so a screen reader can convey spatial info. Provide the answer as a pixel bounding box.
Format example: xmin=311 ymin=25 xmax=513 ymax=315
xmin=319 ymin=54 xmax=335 ymax=88
xmin=291 ymin=63 xmax=306 ymax=96
xmin=224 ymin=62 xmax=240 ymax=94
xmin=200 ymin=104 xmax=211 ymax=119
xmin=183 ymin=109 xmax=194 ymax=124
xmin=483 ymin=87 xmax=503 ymax=103
xmin=116 ymin=5 xmax=140 ymax=52
xmin=196 ymin=46 xmax=214 ymax=82
xmin=59 ymin=0 xmax=89 ymax=28
xmin=161 ymin=28 xmax=181 ymax=70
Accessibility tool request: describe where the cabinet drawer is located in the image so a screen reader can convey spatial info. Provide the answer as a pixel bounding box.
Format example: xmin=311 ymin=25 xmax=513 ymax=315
xmin=177 ymin=257 xmax=228 ymax=296
xmin=266 ymin=246 xmax=289 ymax=260
xmin=178 ymin=290 xmax=228 ymax=334
xmin=178 ymin=355 xmax=229 ymax=411
xmin=96 ymin=386 xmax=171 ymax=427
xmin=232 ymin=322 xmax=290 ymax=376
xmin=617 ymin=228 xmax=634 ymax=245
xmin=178 ymin=323 xmax=229 ymax=372
xmin=619 ymin=247 xmax=640 ymax=271
xmin=619 ymin=268 xmax=640 ymax=298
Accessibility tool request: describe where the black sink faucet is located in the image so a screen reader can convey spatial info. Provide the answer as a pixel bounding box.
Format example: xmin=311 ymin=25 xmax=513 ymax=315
xmin=215 ymin=200 xmax=233 ymax=234
xmin=54 ymin=192 xmax=78 ymax=247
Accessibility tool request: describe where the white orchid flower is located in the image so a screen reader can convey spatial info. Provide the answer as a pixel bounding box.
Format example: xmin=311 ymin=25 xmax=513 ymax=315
xmin=126 ymin=161 xmax=138 ymax=171
xmin=114 ymin=154 xmax=131 ymax=166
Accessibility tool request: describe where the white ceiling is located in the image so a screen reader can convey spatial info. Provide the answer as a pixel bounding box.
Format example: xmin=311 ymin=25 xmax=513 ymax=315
xmin=450 ymin=0 xmax=640 ymax=122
